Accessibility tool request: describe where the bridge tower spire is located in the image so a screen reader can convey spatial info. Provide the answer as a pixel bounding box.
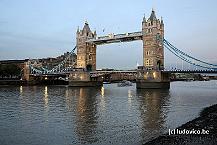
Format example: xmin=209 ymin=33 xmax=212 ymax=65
xmin=76 ymin=21 xmax=97 ymax=71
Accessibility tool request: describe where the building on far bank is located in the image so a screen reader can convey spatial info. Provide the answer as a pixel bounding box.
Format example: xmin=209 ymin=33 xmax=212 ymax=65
xmin=29 ymin=52 xmax=76 ymax=69
xmin=0 ymin=51 xmax=77 ymax=80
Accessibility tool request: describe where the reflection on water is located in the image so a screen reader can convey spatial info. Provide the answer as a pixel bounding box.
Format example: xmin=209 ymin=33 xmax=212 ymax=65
xmin=19 ymin=86 xmax=23 ymax=94
xmin=65 ymin=87 xmax=76 ymax=112
xmin=76 ymin=87 xmax=100 ymax=144
xmin=128 ymin=89 xmax=133 ymax=108
xmin=101 ymin=86 xmax=105 ymax=97
xmin=44 ymin=86 xmax=48 ymax=108
xmin=136 ymin=89 xmax=170 ymax=140
xmin=1 ymin=81 xmax=217 ymax=145
xmin=100 ymin=86 xmax=106 ymax=111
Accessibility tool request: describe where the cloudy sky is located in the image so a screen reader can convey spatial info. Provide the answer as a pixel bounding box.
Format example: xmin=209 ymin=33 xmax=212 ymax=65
xmin=0 ymin=0 xmax=217 ymax=69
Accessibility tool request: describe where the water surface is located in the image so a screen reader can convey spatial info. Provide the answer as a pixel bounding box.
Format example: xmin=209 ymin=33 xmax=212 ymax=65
xmin=0 ymin=81 xmax=217 ymax=145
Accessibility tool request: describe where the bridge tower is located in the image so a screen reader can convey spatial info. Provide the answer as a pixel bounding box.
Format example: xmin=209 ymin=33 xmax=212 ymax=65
xmin=69 ymin=21 xmax=102 ymax=87
xmin=142 ymin=9 xmax=164 ymax=70
xmin=137 ymin=9 xmax=170 ymax=89
xmin=76 ymin=21 xmax=97 ymax=71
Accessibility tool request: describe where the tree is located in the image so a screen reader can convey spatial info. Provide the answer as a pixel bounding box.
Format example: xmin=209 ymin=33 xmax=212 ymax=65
xmin=0 ymin=64 xmax=21 ymax=79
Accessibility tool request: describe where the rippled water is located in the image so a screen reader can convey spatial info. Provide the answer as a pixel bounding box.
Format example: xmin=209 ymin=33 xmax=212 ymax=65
xmin=0 ymin=81 xmax=217 ymax=145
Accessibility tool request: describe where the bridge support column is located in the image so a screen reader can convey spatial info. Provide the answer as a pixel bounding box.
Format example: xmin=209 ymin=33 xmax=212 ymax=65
xmin=136 ymin=69 xmax=170 ymax=89
xmin=22 ymin=61 xmax=31 ymax=81
xmin=68 ymin=71 xmax=103 ymax=87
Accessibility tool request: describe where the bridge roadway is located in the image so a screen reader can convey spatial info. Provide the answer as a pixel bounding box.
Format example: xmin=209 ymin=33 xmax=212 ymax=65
xmin=164 ymin=70 xmax=217 ymax=74
xmin=30 ymin=69 xmax=217 ymax=78
xmin=91 ymin=69 xmax=217 ymax=74
xmin=29 ymin=70 xmax=137 ymax=77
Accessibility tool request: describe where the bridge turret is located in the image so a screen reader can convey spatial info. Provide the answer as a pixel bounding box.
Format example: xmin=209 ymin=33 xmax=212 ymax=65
xmin=76 ymin=21 xmax=97 ymax=71
xmin=160 ymin=17 xmax=164 ymax=34
xmin=77 ymin=26 xmax=80 ymax=34
xmin=142 ymin=9 xmax=164 ymax=71
xmin=160 ymin=17 xmax=164 ymax=25
xmin=82 ymin=21 xmax=91 ymax=35
xmin=149 ymin=9 xmax=157 ymax=21
xmin=142 ymin=14 xmax=146 ymax=23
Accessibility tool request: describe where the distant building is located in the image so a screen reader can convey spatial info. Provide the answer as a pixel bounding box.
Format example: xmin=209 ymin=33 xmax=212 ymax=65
xmin=0 ymin=59 xmax=29 ymax=69
xmin=0 ymin=59 xmax=29 ymax=79
xmin=29 ymin=52 xmax=77 ymax=69
xmin=0 ymin=51 xmax=77 ymax=77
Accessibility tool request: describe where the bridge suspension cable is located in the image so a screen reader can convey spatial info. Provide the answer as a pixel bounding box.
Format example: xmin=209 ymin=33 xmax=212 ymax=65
xmin=163 ymin=39 xmax=217 ymax=70
xmin=29 ymin=45 xmax=77 ymax=74
xmin=164 ymin=39 xmax=217 ymax=67
xmin=164 ymin=42 xmax=214 ymax=70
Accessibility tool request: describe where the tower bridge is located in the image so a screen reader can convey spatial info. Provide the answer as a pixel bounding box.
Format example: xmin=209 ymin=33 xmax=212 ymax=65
xmin=25 ymin=9 xmax=217 ymax=88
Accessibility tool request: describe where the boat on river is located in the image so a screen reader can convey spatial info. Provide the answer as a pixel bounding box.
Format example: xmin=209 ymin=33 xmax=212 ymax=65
xmin=117 ymin=80 xmax=132 ymax=87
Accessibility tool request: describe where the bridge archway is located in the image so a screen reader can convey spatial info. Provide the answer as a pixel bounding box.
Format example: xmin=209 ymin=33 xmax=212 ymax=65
xmin=96 ymin=42 xmax=142 ymax=69
xmin=157 ymin=60 xmax=163 ymax=70
xmin=86 ymin=64 xmax=92 ymax=71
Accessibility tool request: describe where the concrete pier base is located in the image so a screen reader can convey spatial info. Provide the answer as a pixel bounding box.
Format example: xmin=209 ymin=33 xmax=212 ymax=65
xmin=136 ymin=69 xmax=170 ymax=89
xmin=68 ymin=71 xmax=103 ymax=87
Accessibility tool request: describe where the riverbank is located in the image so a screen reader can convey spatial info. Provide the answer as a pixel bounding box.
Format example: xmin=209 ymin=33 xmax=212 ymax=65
xmin=0 ymin=80 xmax=27 ymax=85
xmin=144 ymin=104 xmax=217 ymax=145
xmin=0 ymin=80 xmax=68 ymax=85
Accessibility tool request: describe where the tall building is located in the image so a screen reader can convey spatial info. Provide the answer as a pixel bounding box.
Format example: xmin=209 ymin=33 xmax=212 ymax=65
xmin=142 ymin=9 xmax=164 ymax=70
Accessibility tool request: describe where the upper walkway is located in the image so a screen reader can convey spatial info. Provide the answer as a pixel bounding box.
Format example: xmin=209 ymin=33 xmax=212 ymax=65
xmin=86 ymin=31 xmax=142 ymax=45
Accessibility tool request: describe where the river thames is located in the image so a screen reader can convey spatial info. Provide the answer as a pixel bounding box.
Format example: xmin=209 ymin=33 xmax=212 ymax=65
xmin=0 ymin=81 xmax=217 ymax=145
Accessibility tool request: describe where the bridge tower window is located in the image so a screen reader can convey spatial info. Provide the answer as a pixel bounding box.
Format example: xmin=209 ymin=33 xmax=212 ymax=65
xmin=146 ymin=58 xmax=153 ymax=66
xmin=146 ymin=59 xmax=150 ymax=66
xmin=147 ymin=29 xmax=152 ymax=33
